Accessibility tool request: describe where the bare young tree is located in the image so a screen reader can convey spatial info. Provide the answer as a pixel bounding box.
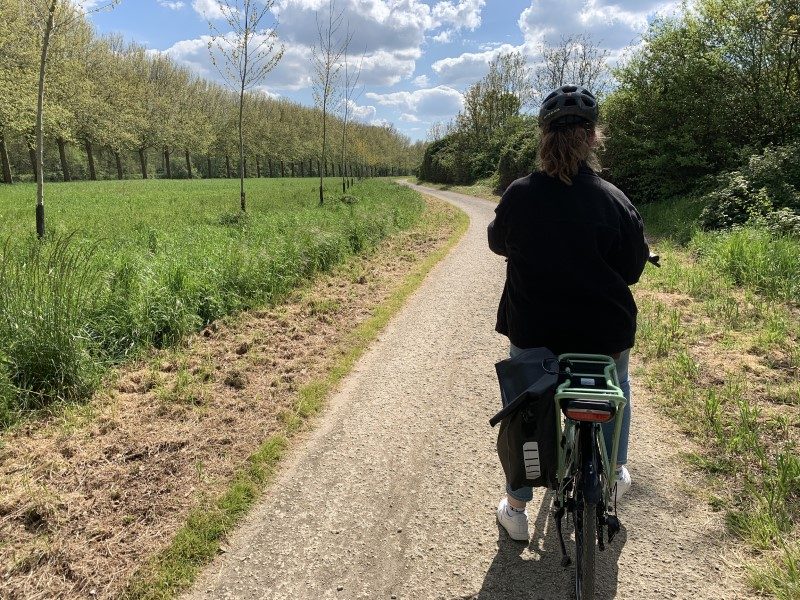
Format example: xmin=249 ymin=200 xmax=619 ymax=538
xmin=207 ymin=0 xmax=284 ymax=212
xmin=340 ymin=34 xmax=364 ymax=194
xmin=312 ymin=0 xmax=348 ymax=204
xmin=533 ymin=34 xmax=611 ymax=101
xmin=29 ymin=0 xmax=120 ymax=239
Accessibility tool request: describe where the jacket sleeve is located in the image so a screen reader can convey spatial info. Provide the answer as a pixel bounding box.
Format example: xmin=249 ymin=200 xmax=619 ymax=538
xmin=487 ymin=186 xmax=515 ymax=257
xmin=609 ymin=194 xmax=650 ymax=285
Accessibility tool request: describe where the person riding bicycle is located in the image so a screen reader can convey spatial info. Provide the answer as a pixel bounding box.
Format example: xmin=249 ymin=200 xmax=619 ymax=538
xmin=487 ymin=84 xmax=649 ymax=542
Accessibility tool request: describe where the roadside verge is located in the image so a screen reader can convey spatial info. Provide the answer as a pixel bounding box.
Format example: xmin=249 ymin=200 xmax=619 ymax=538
xmin=0 ymin=194 xmax=468 ymax=600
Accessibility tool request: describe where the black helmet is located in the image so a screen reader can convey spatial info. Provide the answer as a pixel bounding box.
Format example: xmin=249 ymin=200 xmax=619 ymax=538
xmin=538 ymin=84 xmax=598 ymax=128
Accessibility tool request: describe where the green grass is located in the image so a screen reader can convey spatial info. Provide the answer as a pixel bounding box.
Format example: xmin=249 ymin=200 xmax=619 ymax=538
xmin=636 ymin=226 xmax=799 ymax=597
xmin=123 ymin=199 xmax=470 ymax=599
xmin=413 ymin=177 xmax=501 ymax=202
xmin=0 ymin=178 xmax=425 ymax=427
xmin=690 ymin=227 xmax=800 ymax=304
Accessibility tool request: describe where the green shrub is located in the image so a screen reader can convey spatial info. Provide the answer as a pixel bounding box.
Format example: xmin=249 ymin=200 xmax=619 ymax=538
xmin=700 ymin=144 xmax=800 ymax=230
xmin=762 ymin=208 xmax=800 ymax=237
xmin=497 ymin=125 xmax=539 ymax=192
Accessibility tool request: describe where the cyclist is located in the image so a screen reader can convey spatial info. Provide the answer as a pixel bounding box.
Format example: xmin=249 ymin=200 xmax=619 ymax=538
xmin=487 ymin=84 xmax=649 ymax=542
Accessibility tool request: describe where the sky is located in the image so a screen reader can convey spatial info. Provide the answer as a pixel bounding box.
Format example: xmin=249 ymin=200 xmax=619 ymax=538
xmin=87 ymin=0 xmax=681 ymax=142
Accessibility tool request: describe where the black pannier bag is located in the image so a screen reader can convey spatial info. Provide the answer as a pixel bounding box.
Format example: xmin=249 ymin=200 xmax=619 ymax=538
xmin=490 ymin=347 xmax=559 ymax=490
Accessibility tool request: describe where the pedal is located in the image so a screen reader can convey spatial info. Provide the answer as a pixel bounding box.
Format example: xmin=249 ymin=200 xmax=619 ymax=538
xmin=606 ymin=514 xmax=621 ymax=543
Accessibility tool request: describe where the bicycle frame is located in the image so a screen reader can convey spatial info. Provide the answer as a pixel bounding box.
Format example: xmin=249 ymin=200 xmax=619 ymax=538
xmin=554 ymin=353 xmax=627 ymax=509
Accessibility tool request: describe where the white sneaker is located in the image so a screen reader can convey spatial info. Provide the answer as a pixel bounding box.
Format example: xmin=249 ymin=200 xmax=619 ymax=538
xmin=614 ymin=466 xmax=632 ymax=501
xmin=496 ymin=497 xmax=529 ymax=541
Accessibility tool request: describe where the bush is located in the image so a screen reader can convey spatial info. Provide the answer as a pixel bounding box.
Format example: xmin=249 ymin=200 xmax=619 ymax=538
xmin=497 ymin=125 xmax=539 ymax=192
xmin=700 ymin=143 xmax=800 ymax=231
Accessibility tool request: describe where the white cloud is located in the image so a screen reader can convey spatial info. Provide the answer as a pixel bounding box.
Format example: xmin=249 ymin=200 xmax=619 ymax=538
xmin=432 ymin=0 xmax=485 ymax=31
xmin=344 ymin=99 xmax=377 ymax=122
xmin=358 ymin=50 xmax=418 ymax=86
xmin=158 ymin=0 xmax=185 ymax=8
xmin=431 ymin=43 xmax=520 ymax=85
xmin=192 ymin=0 xmax=226 ymax=19
xmin=518 ymin=0 xmax=680 ymax=54
xmin=366 ymin=86 xmax=464 ymax=118
xmin=432 ymin=30 xmax=453 ymax=43
xmin=400 ymin=113 xmax=420 ymax=122
xmin=412 ymin=74 xmax=429 ymax=87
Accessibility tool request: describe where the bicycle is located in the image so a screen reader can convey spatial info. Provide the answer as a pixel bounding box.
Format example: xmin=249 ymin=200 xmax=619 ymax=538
xmin=549 ymin=253 xmax=660 ymax=599
xmin=547 ymin=353 xmax=626 ymax=599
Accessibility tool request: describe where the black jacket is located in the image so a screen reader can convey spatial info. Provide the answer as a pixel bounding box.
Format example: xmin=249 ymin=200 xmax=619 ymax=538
xmin=488 ymin=166 xmax=649 ymax=355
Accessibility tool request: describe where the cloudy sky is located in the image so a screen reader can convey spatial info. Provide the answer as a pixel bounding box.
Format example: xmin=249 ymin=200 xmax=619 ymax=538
xmin=89 ymin=0 xmax=679 ymax=141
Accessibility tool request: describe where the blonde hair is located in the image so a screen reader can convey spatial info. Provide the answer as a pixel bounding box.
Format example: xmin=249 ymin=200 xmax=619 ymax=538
xmin=537 ymin=124 xmax=605 ymax=185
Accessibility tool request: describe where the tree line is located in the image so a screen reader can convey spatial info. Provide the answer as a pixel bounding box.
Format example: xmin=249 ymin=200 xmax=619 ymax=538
xmin=0 ymin=0 xmax=422 ymax=188
xmin=420 ymin=0 xmax=799 ymax=227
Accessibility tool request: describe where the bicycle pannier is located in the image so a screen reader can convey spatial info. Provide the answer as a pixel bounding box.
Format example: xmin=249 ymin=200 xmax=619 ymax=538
xmin=490 ymin=347 xmax=559 ymax=490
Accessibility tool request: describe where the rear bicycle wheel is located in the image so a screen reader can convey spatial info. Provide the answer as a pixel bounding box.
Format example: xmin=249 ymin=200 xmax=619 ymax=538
xmin=575 ymin=496 xmax=597 ymax=599
xmin=574 ymin=424 xmax=599 ymax=599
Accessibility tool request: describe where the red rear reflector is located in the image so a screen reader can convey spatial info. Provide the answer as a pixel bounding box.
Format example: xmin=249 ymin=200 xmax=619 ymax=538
xmin=565 ymin=409 xmax=613 ymax=423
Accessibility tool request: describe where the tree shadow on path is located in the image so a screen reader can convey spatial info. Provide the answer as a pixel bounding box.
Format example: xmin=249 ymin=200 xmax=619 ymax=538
xmin=456 ymin=490 xmax=626 ymax=600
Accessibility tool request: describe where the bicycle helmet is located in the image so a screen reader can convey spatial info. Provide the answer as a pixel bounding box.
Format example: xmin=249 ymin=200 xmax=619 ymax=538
xmin=538 ymin=84 xmax=598 ymax=128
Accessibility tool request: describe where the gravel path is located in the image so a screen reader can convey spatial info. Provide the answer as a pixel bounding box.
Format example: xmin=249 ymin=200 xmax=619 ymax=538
xmin=185 ymin=184 xmax=747 ymax=600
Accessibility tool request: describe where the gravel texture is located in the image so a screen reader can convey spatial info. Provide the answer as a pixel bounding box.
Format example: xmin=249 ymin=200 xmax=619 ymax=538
xmin=185 ymin=185 xmax=747 ymax=600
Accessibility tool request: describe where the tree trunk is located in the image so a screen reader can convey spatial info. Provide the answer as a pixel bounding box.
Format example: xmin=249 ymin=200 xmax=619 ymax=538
xmin=300 ymin=160 xmax=305 ymax=177
xmin=139 ymin=148 xmax=148 ymax=179
xmin=114 ymin=150 xmax=123 ymax=180
xmin=238 ymin=67 xmax=247 ymax=212
xmin=281 ymin=160 xmax=285 ymax=177
xmin=309 ymin=158 xmax=313 ymax=177
xmin=206 ymin=156 xmax=212 ymax=178
xmin=291 ymin=162 xmax=295 ymax=177
xmin=185 ymin=149 xmax=192 ymax=179
xmin=268 ymin=158 xmax=273 ymax=177
xmin=56 ymin=137 xmax=70 ymax=182
xmin=35 ymin=0 xmax=57 ymax=238
xmin=225 ymin=154 xmax=232 ymax=178
xmin=256 ymin=156 xmax=261 ymax=177
xmin=0 ymin=135 xmax=12 ymax=184
xmin=85 ymin=139 xmax=97 ymax=180
xmin=29 ymin=143 xmax=38 ymax=182
xmin=163 ymin=148 xmax=171 ymax=179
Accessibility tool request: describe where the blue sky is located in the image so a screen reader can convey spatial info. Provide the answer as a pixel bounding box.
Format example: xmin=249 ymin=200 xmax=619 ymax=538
xmin=88 ymin=0 xmax=679 ymax=141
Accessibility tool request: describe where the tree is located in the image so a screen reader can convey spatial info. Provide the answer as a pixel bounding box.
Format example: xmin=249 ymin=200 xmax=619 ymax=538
xmin=206 ymin=0 xmax=284 ymax=211
xmin=603 ymin=0 xmax=799 ymax=201
xmin=533 ymin=34 xmax=610 ymax=100
xmin=29 ymin=0 xmax=119 ymax=238
xmin=339 ymin=31 xmax=363 ymax=193
xmin=312 ymin=0 xmax=347 ymax=204
xmin=0 ymin=0 xmax=38 ymax=184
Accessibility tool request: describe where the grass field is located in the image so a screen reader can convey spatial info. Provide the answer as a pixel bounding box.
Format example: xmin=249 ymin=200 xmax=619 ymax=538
xmin=0 ymin=178 xmax=424 ymax=427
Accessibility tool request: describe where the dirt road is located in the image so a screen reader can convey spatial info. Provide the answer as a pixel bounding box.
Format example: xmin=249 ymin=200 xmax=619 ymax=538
xmin=185 ymin=184 xmax=747 ymax=599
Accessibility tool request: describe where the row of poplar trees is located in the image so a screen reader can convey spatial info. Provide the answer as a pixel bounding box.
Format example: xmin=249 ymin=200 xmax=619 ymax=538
xmin=0 ymin=0 xmax=421 ymax=191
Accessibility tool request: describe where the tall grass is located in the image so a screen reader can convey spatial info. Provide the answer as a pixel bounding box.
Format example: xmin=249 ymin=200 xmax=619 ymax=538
xmin=0 ymin=179 xmax=424 ymax=426
xmin=690 ymin=227 xmax=800 ymax=304
xmin=636 ymin=203 xmax=800 ymax=598
xmin=0 ymin=236 xmax=102 ymax=426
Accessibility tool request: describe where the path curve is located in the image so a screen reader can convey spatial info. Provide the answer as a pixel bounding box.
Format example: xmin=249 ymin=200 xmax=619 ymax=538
xmin=185 ymin=184 xmax=746 ymax=600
